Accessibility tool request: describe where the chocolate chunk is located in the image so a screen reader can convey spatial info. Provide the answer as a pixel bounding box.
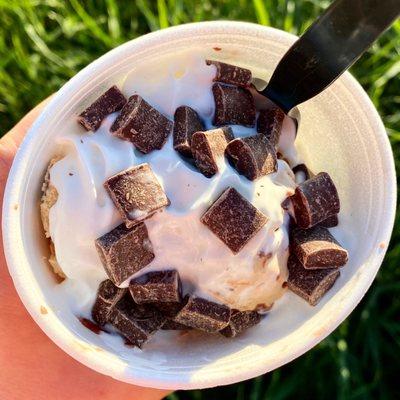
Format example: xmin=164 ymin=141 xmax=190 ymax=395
xmin=95 ymin=223 xmax=155 ymax=286
xmin=212 ymin=83 xmax=256 ymax=127
xmin=201 ymin=187 xmax=268 ymax=253
xmin=161 ymin=320 xmax=192 ymax=330
xmin=109 ymin=293 xmax=166 ymax=348
xmin=173 ymin=106 xmax=204 ymax=157
xmin=154 ymin=302 xmax=184 ymax=317
xmin=220 ymin=310 xmax=262 ymax=338
xmin=79 ymin=317 xmax=105 ymax=334
xmin=319 ymin=214 xmax=339 ymax=228
xmin=291 ymin=225 xmax=348 ymax=269
xmin=291 ymin=172 xmax=340 ymax=229
xmin=78 ymin=86 xmax=127 ymax=131
xmin=287 ymin=255 xmax=340 ymax=306
xmin=153 ymin=295 xmax=189 ymax=318
xmin=292 ymin=163 xmax=311 ymax=183
xmin=110 ymin=95 xmax=172 ymax=153
xmin=129 ymin=270 xmax=181 ymax=304
xmin=173 ymin=297 xmax=230 ymax=333
xmin=104 ymin=163 xmax=170 ymax=228
xmin=281 ymin=197 xmax=292 ymax=213
xmin=257 ymin=107 xmax=285 ymax=146
xmin=191 ymin=127 xmax=233 ymax=177
xmin=225 ymin=135 xmax=277 ymax=181
xmin=206 ymin=60 xmax=252 ymax=87
xmin=91 ymin=280 xmax=127 ymax=326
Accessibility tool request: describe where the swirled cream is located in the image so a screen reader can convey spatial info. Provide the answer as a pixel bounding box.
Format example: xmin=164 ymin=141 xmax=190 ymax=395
xmin=48 ymin=53 xmax=298 ymax=317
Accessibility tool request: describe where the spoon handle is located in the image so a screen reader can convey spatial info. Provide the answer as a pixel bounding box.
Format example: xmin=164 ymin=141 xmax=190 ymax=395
xmin=261 ymin=0 xmax=400 ymax=113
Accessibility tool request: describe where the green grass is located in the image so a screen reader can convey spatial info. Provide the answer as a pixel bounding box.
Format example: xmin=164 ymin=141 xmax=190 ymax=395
xmin=1 ymin=1 xmax=399 ymax=399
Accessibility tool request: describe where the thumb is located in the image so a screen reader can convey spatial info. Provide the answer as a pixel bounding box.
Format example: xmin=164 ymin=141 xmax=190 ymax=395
xmin=0 ymin=97 xmax=52 ymax=181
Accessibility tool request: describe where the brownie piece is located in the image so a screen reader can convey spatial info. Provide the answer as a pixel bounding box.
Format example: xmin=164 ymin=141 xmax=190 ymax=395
xmin=40 ymin=157 xmax=65 ymax=279
xmin=173 ymin=106 xmax=204 ymax=157
xmin=91 ymin=280 xmax=127 ymax=326
xmin=225 ymin=135 xmax=277 ymax=180
xmin=291 ymin=225 xmax=348 ymax=269
xmin=110 ymin=94 xmax=172 ymax=153
xmin=95 ymin=223 xmax=155 ymax=286
xmin=257 ymin=107 xmax=285 ymax=147
xmin=129 ymin=270 xmax=182 ymax=304
xmin=212 ymin=83 xmax=256 ymax=127
xmin=191 ymin=127 xmax=234 ymax=177
xmin=206 ymin=60 xmax=252 ymax=87
xmin=287 ymin=255 xmax=340 ymax=306
xmin=220 ymin=310 xmax=262 ymax=338
xmin=104 ymin=163 xmax=170 ymax=228
xmin=78 ymin=86 xmax=126 ymax=131
xmin=173 ymin=297 xmax=231 ymax=333
xmin=291 ymin=172 xmax=340 ymax=229
xmin=109 ymin=293 xmax=166 ymax=348
xmin=201 ymin=187 xmax=268 ymax=253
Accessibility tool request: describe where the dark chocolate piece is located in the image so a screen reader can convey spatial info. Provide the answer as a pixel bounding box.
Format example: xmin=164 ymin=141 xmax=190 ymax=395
xmin=91 ymin=279 xmax=127 ymax=325
xmin=287 ymin=255 xmax=340 ymax=306
xmin=104 ymin=163 xmax=170 ymax=228
xmin=257 ymin=107 xmax=285 ymax=146
xmin=153 ymin=295 xmax=189 ymax=318
xmin=191 ymin=127 xmax=233 ymax=177
xmin=129 ymin=270 xmax=181 ymax=304
xmin=109 ymin=293 xmax=166 ymax=348
xmin=291 ymin=172 xmax=340 ymax=229
xmin=281 ymin=197 xmax=293 ymax=213
xmin=220 ymin=310 xmax=262 ymax=338
xmin=318 ymin=214 xmax=339 ymax=228
xmin=79 ymin=317 xmax=105 ymax=334
xmin=78 ymin=86 xmax=127 ymax=131
xmin=212 ymin=83 xmax=256 ymax=127
xmin=206 ymin=60 xmax=252 ymax=87
xmin=291 ymin=225 xmax=348 ymax=269
xmin=173 ymin=297 xmax=231 ymax=333
xmin=161 ymin=320 xmax=192 ymax=330
xmin=154 ymin=302 xmax=185 ymax=317
xmin=292 ymin=163 xmax=311 ymax=183
xmin=110 ymin=94 xmax=172 ymax=153
xmin=201 ymin=187 xmax=268 ymax=253
xmin=173 ymin=106 xmax=205 ymax=157
xmin=225 ymin=135 xmax=277 ymax=181
xmin=95 ymin=223 xmax=155 ymax=286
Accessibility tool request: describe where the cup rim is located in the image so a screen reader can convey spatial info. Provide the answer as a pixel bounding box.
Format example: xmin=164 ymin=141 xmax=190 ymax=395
xmin=2 ymin=21 xmax=397 ymax=389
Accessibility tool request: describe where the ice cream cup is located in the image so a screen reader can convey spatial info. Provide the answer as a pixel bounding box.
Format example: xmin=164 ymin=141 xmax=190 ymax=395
xmin=2 ymin=21 xmax=396 ymax=390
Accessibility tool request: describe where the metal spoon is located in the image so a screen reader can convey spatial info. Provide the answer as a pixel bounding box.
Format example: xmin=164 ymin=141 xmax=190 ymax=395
xmin=259 ymin=0 xmax=400 ymax=113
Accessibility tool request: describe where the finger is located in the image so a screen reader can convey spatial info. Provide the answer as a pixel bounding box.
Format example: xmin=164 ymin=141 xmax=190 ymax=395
xmin=4 ymin=96 xmax=53 ymax=147
xmin=0 ymin=97 xmax=52 ymax=183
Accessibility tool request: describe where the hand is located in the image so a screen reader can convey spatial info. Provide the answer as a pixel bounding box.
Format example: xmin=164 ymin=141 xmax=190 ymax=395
xmin=0 ymin=100 xmax=171 ymax=400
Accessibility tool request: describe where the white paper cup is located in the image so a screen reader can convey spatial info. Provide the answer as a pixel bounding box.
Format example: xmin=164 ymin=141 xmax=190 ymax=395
xmin=2 ymin=21 xmax=397 ymax=390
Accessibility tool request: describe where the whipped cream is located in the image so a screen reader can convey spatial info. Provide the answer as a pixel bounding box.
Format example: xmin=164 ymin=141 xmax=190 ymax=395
xmin=48 ymin=53 xmax=298 ymax=317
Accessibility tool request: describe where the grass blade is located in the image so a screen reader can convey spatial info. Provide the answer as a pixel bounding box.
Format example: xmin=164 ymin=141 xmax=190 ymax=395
xmin=252 ymin=0 xmax=270 ymax=26
xmin=158 ymin=0 xmax=169 ymax=29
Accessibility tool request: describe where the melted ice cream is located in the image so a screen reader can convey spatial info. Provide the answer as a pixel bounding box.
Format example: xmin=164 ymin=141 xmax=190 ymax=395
xmin=48 ymin=53 xmax=298 ymax=316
